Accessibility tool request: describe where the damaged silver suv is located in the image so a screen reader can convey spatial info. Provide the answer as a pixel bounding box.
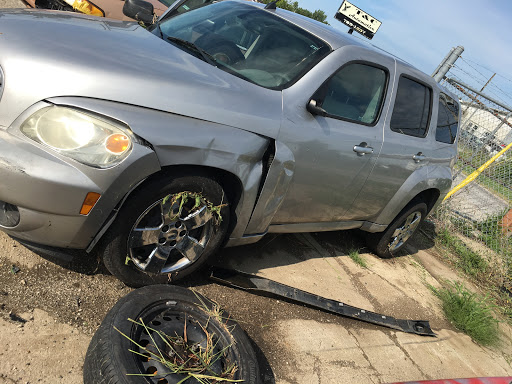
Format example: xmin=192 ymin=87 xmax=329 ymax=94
xmin=0 ymin=1 xmax=459 ymax=286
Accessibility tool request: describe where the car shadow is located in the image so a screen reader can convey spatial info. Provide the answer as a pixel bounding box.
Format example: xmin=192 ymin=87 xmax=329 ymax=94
xmin=15 ymin=238 xmax=110 ymax=276
xmin=210 ymin=219 xmax=439 ymax=275
xmin=210 ymin=229 xmax=369 ymax=274
xmin=14 ymin=218 xmax=439 ymax=279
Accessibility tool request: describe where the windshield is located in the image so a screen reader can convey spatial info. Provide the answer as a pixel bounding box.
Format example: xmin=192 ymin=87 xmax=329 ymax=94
xmin=153 ymin=1 xmax=331 ymax=89
xmin=158 ymin=0 xmax=215 ymax=15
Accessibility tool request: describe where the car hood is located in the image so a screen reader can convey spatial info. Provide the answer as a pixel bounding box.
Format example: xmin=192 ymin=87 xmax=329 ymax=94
xmin=0 ymin=10 xmax=281 ymax=138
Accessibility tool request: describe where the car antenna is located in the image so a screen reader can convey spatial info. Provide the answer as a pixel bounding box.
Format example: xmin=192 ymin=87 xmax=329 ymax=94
xmin=264 ymin=1 xmax=278 ymax=10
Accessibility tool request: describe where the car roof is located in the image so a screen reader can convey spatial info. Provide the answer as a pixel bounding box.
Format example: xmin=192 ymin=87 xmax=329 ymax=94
xmin=238 ymin=2 xmax=459 ymax=102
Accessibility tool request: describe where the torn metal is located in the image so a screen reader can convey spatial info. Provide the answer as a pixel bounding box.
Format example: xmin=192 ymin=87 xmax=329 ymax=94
xmin=210 ymin=267 xmax=436 ymax=337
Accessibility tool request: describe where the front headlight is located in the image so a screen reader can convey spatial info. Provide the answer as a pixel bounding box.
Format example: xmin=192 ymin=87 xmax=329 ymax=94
xmin=20 ymin=106 xmax=133 ymax=168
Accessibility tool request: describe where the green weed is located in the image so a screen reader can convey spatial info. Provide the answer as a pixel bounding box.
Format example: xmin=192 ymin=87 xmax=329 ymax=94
xmin=430 ymin=281 xmax=499 ymax=346
xmin=437 ymin=228 xmax=487 ymax=276
xmin=348 ymin=248 xmax=367 ymax=268
xmin=116 ymin=317 xmax=241 ymax=384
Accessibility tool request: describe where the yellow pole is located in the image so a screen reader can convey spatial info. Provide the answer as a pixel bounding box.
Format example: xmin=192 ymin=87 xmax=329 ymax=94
xmin=444 ymin=141 xmax=512 ymax=201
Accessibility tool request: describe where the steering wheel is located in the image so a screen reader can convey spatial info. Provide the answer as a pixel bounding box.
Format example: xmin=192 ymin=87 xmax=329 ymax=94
xmin=195 ymin=34 xmax=245 ymax=65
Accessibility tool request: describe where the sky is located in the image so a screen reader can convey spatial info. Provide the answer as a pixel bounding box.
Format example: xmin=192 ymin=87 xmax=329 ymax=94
xmin=297 ymin=0 xmax=512 ymax=107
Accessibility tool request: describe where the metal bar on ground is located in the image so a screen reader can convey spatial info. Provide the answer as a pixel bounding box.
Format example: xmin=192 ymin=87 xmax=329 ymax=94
xmin=210 ymin=267 xmax=436 ymax=337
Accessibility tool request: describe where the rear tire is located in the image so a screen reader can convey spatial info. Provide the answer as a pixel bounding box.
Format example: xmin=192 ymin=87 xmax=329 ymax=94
xmin=98 ymin=173 xmax=229 ymax=287
xmin=366 ymin=202 xmax=427 ymax=259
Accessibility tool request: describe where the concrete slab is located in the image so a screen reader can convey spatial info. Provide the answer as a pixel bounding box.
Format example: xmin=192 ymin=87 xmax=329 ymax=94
xmin=0 ymin=309 xmax=89 ymax=384
xmin=217 ymin=232 xmax=512 ymax=382
xmin=0 ymin=0 xmax=25 ymax=8
xmin=396 ymin=329 xmax=512 ymax=380
xmin=276 ymin=319 xmax=378 ymax=384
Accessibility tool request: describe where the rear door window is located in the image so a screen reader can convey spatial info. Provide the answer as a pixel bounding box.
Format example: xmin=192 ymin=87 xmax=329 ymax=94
xmin=318 ymin=63 xmax=387 ymax=125
xmin=436 ymin=93 xmax=459 ymax=144
xmin=390 ymin=76 xmax=432 ymax=137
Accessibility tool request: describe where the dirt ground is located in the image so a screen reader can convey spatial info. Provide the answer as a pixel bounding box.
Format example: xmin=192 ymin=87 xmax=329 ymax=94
xmin=1 ymin=2 xmax=512 ymax=384
xmin=1 ymin=224 xmax=512 ymax=384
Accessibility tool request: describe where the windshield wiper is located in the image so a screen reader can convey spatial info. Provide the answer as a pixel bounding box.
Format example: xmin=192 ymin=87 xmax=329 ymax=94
xmin=155 ymin=22 xmax=164 ymax=39
xmin=167 ymin=36 xmax=218 ymax=67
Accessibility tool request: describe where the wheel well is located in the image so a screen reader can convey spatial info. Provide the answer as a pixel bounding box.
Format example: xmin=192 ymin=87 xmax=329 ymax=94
xmin=410 ymin=188 xmax=440 ymax=214
xmin=138 ymin=165 xmax=243 ymax=236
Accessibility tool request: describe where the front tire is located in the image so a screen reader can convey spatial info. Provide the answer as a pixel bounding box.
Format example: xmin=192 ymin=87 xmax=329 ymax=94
xmin=366 ymin=202 xmax=427 ymax=259
xmin=99 ymin=173 xmax=229 ymax=287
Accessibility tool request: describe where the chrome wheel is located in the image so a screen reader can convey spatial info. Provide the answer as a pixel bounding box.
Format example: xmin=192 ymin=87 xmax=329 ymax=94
xmin=388 ymin=210 xmax=422 ymax=252
xmin=128 ymin=194 xmax=214 ymax=274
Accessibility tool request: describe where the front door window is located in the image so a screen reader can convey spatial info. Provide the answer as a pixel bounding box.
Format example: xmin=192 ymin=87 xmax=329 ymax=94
xmin=317 ymin=63 xmax=387 ymax=125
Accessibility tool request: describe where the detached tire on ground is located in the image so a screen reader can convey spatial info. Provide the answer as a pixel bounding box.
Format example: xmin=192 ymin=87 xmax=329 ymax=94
xmin=99 ymin=174 xmax=230 ymax=287
xmin=83 ymin=285 xmax=259 ymax=384
xmin=366 ymin=201 xmax=427 ymax=259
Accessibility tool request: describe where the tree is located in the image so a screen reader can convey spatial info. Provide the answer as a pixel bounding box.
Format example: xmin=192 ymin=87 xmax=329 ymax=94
xmin=260 ymin=0 xmax=329 ymax=24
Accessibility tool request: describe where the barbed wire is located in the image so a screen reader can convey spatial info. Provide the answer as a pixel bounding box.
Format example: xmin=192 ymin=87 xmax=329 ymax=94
xmin=458 ymin=59 xmax=512 ymax=106
xmin=449 ymin=63 xmax=512 ymax=107
xmin=459 ymin=57 xmax=492 ymax=83
xmin=450 ymin=64 xmax=487 ymax=87
xmin=451 ymin=57 xmax=512 ymax=106
xmin=462 ymin=57 xmax=512 ymax=86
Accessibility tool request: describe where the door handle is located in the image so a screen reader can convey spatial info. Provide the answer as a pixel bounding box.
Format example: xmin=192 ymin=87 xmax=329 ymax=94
xmin=353 ymin=142 xmax=374 ymax=156
xmin=413 ymin=152 xmax=426 ymax=163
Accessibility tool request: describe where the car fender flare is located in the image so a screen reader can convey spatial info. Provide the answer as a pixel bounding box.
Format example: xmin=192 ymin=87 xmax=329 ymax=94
xmin=361 ymin=166 xmax=451 ymax=232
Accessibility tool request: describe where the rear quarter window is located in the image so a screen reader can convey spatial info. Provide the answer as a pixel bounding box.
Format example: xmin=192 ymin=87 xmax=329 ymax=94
xmin=436 ymin=93 xmax=459 ymax=144
xmin=390 ymin=76 xmax=432 ymax=138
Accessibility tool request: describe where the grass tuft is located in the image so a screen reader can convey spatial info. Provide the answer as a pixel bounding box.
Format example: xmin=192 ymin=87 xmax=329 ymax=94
xmin=437 ymin=228 xmax=487 ymax=276
xmin=115 ymin=296 xmax=242 ymax=383
xmin=348 ymin=248 xmax=367 ymax=268
xmin=116 ymin=318 xmax=241 ymax=383
xmin=430 ymin=281 xmax=500 ymax=346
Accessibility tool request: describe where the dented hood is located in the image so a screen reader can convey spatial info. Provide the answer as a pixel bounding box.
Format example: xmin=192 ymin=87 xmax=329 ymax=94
xmin=0 ymin=10 xmax=282 ymax=138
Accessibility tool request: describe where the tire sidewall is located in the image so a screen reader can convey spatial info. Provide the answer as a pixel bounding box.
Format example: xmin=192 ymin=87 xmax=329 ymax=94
xmin=368 ymin=202 xmax=427 ymax=258
xmin=83 ymin=285 xmax=259 ymax=384
xmin=100 ymin=174 xmax=230 ymax=287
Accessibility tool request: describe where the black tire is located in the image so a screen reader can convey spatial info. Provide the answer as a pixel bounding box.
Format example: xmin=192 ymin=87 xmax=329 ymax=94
xmin=83 ymin=285 xmax=259 ymax=384
xmin=98 ymin=173 xmax=230 ymax=287
xmin=366 ymin=201 xmax=427 ymax=259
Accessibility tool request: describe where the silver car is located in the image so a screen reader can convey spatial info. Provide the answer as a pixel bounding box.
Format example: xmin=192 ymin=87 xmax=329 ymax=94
xmin=0 ymin=0 xmax=459 ymax=286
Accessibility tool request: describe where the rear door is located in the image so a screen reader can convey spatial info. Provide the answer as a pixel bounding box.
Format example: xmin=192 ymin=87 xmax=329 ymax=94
xmin=344 ymin=67 xmax=436 ymax=221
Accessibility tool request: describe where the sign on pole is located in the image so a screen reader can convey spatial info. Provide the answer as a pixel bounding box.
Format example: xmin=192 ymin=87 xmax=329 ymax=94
xmin=335 ymin=1 xmax=382 ymax=40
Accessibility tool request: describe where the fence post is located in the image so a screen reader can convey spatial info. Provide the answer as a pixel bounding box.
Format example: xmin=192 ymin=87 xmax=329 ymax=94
xmin=432 ymin=46 xmax=464 ymax=83
xmin=431 ymin=47 xmax=454 ymax=78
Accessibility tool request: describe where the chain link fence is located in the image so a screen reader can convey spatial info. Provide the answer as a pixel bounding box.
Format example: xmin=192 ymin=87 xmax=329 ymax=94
xmin=435 ymin=61 xmax=512 ymax=288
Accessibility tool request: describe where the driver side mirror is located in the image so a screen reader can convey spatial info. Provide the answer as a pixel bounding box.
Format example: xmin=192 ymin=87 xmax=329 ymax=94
xmin=307 ymin=99 xmax=327 ymax=117
xmin=123 ymin=0 xmax=155 ymax=25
